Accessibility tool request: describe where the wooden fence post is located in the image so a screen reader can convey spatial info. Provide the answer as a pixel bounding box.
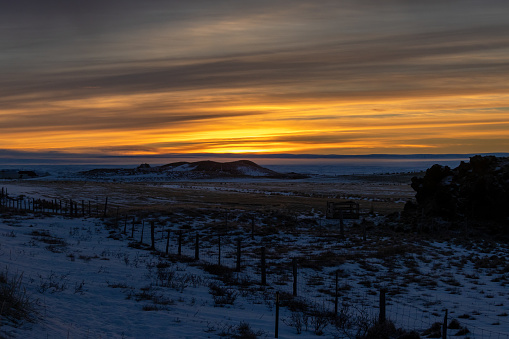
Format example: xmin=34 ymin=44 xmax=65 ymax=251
xmin=379 ymin=288 xmax=386 ymax=324
xmin=131 ymin=218 xmax=135 ymax=238
xmin=82 ymin=200 xmax=85 ymax=217
xmin=165 ymin=230 xmax=170 ymax=256
xmin=103 ymin=197 xmax=108 ymax=217
xmin=339 ymin=209 xmax=345 ymax=239
xmin=275 ymin=291 xmax=280 ymax=338
xmin=236 ymin=238 xmax=241 ymax=272
xmin=292 ymin=258 xmax=298 ymax=296
xmin=335 ymin=271 xmax=339 ymax=315
xmin=178 ymin=230 xmax=182 ymax=256
xmin=218 ymin=235 xmax=221 ymax=266
xmin=70 ymin=199 xmax=73 ymax=216
xmin=150 ymin=221 xmax=155 ymax=250
xmin=251 ymin=216 xmax=255 ymax=240
xmin=225 ymin=209 xmax=228 ymax=233
xmin=261 ymin=247 xmax=266 ymax=285
xmin=442 ymin=309 xmax=448 ymax=339
xmin=140 ymin=221 xmax=145 ymax=244
xmin=195 ymin=233 xmax=199 ymax=260
xmin=363 ymin=220 xmax=367 ymax=241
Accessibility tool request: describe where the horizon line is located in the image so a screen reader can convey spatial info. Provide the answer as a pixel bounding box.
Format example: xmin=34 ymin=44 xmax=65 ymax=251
xmin=1 ymin=150 xmax=508 ymax=166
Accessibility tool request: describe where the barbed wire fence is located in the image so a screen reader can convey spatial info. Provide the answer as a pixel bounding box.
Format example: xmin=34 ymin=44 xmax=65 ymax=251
xmin=2 ymin=187 xmax=509 ymax=338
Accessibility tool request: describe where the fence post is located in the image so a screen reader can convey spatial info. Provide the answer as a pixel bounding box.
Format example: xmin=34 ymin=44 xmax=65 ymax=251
xmin=442 ymin=309 xmax=448 ymax=339
xmin=82 ymin=200 xmax=85 ymax=217
xmin=70 ymin=199 xmax=73 ymax=216
xmin=275 ymin=291 xmax=280 ymax=338
xmin=292 ymin=258 xmax=298 ymax=296
xmin=334 ymin=271 xmax=339 ymax=315
xmin=379 ymin=288 xmax=386 ymax=324
xmin=225 ymin=209 xmax=228 ymax=233
xmin=218 ymin=235 xmax=221 ymax=266
xmin=195 ymin=233 xmax=199 ymax=260
xmin=165 ymin=230 xmax=170 ymax=255
xmin=236 ymin=238 xmax=241 ymax=272
xmin=261 ymin=247 xmax=266 ymax=285
xmin=339 ymin=209 xmax=345 ymax=239
xmin=251 ymin=216 xmax=255 ymax=240
xmin=140 ymin=221 xmax=145 ymax=244
xmin=178 ymin=230 xmax=182 ymax=256
xmin=103 ymin=197 xmax=108 ymax=217
xmin=150 ymin=221 xmax=155 ymax=250
xmin=131 ymin=218 xmax=135 ymax=238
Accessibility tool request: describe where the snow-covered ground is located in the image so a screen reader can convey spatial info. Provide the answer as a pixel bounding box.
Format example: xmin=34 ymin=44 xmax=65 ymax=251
xmin=0 ymin=215 xmax=278 ymax=338
xmin=1 ymin=205 xmax=508 ymax=338
xmin=1 ymin=160 xmax=508 ymax=338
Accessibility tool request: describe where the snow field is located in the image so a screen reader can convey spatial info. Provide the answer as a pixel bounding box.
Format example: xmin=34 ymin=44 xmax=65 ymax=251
xmin=1 ymin=180 xmax=509 ymax=338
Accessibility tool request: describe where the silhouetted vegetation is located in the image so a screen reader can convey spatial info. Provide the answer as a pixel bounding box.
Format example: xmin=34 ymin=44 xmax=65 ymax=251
xmin=403 ymin=155 xmax=509 ymax=234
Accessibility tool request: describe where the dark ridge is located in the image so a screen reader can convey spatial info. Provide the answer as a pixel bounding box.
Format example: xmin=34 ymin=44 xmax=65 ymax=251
xmin=81 ymin=160 xmax=308 ymax=179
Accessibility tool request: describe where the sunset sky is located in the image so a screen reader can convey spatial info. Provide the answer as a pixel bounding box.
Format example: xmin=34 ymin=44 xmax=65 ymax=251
xmin=1 ymin=1 xmax=509 ymax=162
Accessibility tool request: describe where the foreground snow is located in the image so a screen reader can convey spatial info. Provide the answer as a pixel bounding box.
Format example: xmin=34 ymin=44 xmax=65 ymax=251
xmin=1 ymin=211 xmax=508 ymax=338
xmin=0 ymin=215 xmax=282 ymax=338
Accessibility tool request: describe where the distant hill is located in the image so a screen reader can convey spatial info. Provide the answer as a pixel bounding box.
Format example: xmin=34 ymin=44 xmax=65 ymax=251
xmin=0 ymin=169 xmax=48 ymax=179
xmin=160 ymin=160 xmax=280 ymax=177
xmin=81 ymin=160 xmax=307 ymax=180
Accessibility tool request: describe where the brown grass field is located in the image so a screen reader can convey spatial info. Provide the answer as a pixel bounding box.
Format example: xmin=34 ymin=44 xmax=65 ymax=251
xmin=5 ymin=173 xmax=417 ymax=217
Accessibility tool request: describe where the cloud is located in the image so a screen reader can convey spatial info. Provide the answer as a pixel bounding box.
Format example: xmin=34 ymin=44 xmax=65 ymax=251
xmin=2 ymin=1 xmax=509 ymax=155
xmin=3 ymin=21 xmax=509 ymax=104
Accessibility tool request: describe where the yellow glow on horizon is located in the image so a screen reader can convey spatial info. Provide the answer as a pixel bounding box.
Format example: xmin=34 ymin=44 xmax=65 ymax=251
xmin=2 ymin=89 xmax=509 ymax=156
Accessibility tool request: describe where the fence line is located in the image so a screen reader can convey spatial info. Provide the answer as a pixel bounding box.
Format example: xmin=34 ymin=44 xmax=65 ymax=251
xmin=2 ymin=186 xmax=508 ymax=338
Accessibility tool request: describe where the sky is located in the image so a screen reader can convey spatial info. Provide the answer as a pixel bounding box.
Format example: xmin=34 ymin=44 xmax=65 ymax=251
xmin=1 ymin=0 xmax=509 ymax=162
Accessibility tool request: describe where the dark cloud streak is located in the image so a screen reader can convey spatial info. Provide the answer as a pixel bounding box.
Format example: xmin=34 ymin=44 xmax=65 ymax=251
xmin=3 ymin=23 xmax=509 ymax=106
xmin=2 ymin=1 xmax=509 ymax=155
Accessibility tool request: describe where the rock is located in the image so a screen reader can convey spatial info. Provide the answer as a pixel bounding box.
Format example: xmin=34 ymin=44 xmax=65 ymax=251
xmin=405 ymin=155 xmax=509 ymax=232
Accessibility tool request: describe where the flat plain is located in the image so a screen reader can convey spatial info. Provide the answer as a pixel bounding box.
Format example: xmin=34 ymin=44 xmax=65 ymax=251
xmin=1 ymin=174 xmax=508 ymax=338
